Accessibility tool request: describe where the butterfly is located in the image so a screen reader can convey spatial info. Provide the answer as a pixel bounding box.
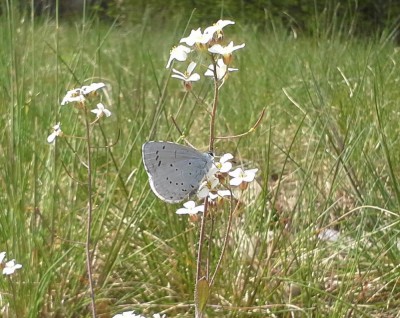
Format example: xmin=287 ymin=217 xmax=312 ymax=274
xmin=142 ymin=141 xmax=214 ymax=203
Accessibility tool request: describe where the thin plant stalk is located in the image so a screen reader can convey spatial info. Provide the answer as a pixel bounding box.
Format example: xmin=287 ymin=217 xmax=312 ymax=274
xmin=194 ymin=57 xmax=221 ymax=318
xmin=83 ymin=106 xmax=97 ymax=318
xmin=195 ymin=198 xmax=209 ymax=318
xmin=210 ymin=192 xmax=239 ymax=286
xmin=208 ymin=59 xmax=219 ymax=153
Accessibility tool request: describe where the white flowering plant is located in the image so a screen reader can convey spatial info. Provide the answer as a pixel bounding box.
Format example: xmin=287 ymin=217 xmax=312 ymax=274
xmin=162 ymin=19 xmax=264 ymax=317
xmin=47 ymin=81 xmax=114 ymax=317
xmin=48 ymin=82 xmax=111 ymax=144
xmin=0 ymin=252 xmax=22 ymax=276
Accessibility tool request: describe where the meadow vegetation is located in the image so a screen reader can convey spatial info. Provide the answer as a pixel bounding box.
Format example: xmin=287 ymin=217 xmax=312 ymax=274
xmin=1 ymin=2 xmax=400 ymax=317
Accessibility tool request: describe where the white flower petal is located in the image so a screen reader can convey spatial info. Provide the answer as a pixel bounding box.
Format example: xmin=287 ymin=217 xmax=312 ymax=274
xmin=231 ymin=43 xmax=245 ymax=52
xmin=166 ymin=45 xmax=191 ymax=68
xmin=194 ymin=205 xmax=205 ymax=213
xmin=180 ymin=28 xmax=213 ymax=45
xmin=204 ymin=59 xmax=238 ymax=81
xmin=218 ymin=190 xmax=231 ymax=197
xmin=203 ymin=25 xmax=217 ymax=36
xmin=176 ymin=208 xmax=189 ymax=214
xmin=215 ymin=19 xmax=235 ymax=29
xmin=61 ymin=91 xmax=85 ymax=105
xmin=103 ymin=109 xmax=112 ymax=117
xmin=183 ymin=201 xmax=196 ymax=209
xmin=209 ymin=176 xmax=219 ymax=189
xmin=209 ymin=42 xmax=245 ymax=55
xmin=247 ymin=168 xmax=259 ymax=174
xmin=47 ymin=122 xmax=62 ymax=143
xmin=47 ymin=132 xmax=57 ymax=144
xmin=2 ymin=259 xmax=22 ymax=275
xmin=172 ymin=68 xmax=186 ymax=77
xmin=91 ymin=103 xmax=111 ymax=118
xmin=220 ymin=161 xmax=232 ymax=173
xmin=243 ymin=175 xmax=255 ymax=183
xmin=0 ymin=251 xmax=6 ymax=263
xmin=112 ymin=311 xmax=145 ymax=318
xmin=187 ymin=73 xmax=200 ymax=82
xmin=180 ymin=28 xmax=202 ymax=46
xmin=171 ymin=74 xmax=187 ymax=81
xmin=171 ymin=62 xmax=200 ymax=83
xmin=173 ymin=46 xmax=190 ymax=60
xmin=81 ymin=82 xmax=105 ymax=95
xmin=208 ymin=44 xmax=225 ymax=54
xmin=229 ymin=167 xmax=243 ymax=178
xmin=229 ymin=177 xmax=243 ymax=186
xmin=197 ymin=185 xmax=210 ymax=199
xmin=187 ymin=61 xmax=197 ymax=75
xmin=207 ymin=166 xmax=218 ymax=178
xmin=204 ymin=68 xmax=214 ymax=77
xmin=220 ymin=153 xmax=233 ymax=163
xmin=242 ymin=168 xmax=258 ymax=182
xmin=176 ymin=201 xmax=204 ymax=214
xmin=204 ymin=20 xmax=235 ymax=36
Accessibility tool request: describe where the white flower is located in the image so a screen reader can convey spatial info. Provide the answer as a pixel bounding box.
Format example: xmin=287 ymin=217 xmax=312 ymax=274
xmin=2 ymin=259 xmax=22 ymax=275
xmin=153 ymin=314 xmax=166 ymax=318
xmin=206 ymin=165 xmax=219 ymax=178
xmin=61 ymin=82 xmax=105 ymax=105
xmin=61 ymin=88 xmax=85 ymax=105
xmin=180 ymin=28 xmax=213 ymax=46
xmin=204 ymin=19 xmax=235 ymax=36
xmin=208 ymin=189 xmax=231 ymax=201
xmin=215 ymin=153 xmax=233 ymax=173
xmin=112 ymin=311 xmax=145 ymax=318
xmin=176 ymin=201 xmax=205 ymax=215
xmin=197 ymin=169 xmax=220 ymax=199
xmin=0 ymin=252 xmax=6 ymax=263
xmin=172 ymin=62 xmax=201 ymax=83
xmin=204 ymin=59 xmax=238 ymax=81
xmin=208 ymin=41 xmax=245 ymax=55
xmin=91 ymin=103 xmax=111 ymax=118
xmin=209 ymin=41 xmax=245 ymax=65
xmin=47 ymin=122 xmax=62 ymax=143
xmin=166 ymin=45 xmax=191 ymax=68
xmin=229 ymin=168 xmax=258 ymax=186
xmin=81 ymin=82 xmax=105 ymax=95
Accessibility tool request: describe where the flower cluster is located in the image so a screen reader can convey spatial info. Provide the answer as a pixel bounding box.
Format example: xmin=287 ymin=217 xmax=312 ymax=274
xmin=176 ymin=154 xmax=258 ymax=215
xmin=166 ymin=19 xmax=245 ymax=89
xmin=0 ymin=252 xmax=22 ymax=276
xmin=47 ymin=82 xmax=111 ymax=143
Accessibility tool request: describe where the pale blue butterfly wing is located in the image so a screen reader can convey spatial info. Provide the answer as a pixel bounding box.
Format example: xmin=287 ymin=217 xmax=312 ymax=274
xmin=142 ymin=141 xmax=213 ymax=203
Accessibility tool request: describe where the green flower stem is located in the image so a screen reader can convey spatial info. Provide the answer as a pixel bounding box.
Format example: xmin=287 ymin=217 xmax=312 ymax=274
xmin=195 ymin=57 xmax=220 ymax=318
xmin=208 ymin=58 xmax=219 ymax=153
xmin=84 ymin=106 xmax=97 ymax=318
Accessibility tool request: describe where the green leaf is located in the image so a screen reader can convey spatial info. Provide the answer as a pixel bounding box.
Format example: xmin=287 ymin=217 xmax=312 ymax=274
xmin=195 ymin=276 xmax=209 ymax=314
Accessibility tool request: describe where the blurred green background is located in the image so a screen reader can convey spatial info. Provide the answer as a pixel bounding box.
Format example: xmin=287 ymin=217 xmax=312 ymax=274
xmin=19 ymin=0 xmax=400 ymax=38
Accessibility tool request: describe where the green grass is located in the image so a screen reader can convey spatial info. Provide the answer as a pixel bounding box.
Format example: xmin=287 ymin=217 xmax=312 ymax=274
xmin=1 ymin=3 xmax=400 ymax=318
